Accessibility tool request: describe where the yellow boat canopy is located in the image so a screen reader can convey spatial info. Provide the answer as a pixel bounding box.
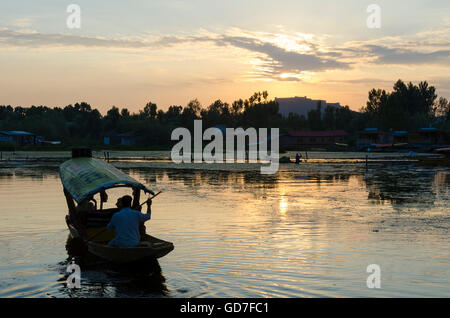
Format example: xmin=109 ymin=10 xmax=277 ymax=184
xmin=59 ymin=157 xmax=153 ymax=203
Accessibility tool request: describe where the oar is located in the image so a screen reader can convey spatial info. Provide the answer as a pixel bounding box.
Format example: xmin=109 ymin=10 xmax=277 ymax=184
xmin=138 ymin=191 xmax=162 ymax=208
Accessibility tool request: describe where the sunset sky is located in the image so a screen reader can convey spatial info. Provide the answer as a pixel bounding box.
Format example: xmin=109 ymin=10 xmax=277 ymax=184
xmin=1 ymin=0 xmax=449 ymax=113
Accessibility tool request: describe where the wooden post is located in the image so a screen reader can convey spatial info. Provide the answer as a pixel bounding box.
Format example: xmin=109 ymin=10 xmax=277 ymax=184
xmin=365 ymin=155 xmax=368 ymax=170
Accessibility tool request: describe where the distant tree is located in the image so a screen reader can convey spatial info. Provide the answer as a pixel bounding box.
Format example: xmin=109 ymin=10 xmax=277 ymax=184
xmin=336 ymin=106 xmax=356 ymax=131
xmin=286 ymin=112 xmax=307 ymax=130
xmin=185 ymin=99 xmax=202 ymax=117
xmin=362 ymin=80 xmax=439 ymax=130
xmin=166 ymin=105 xmax=183 ymax=122
xmin=323 ymin=105 xmax=336 ymax=130
xmin=241 ymin=92 xmax=280 ymax=128
xmin=435 ymin=97 xmax=449 ymax=119
xmin=364 ymin=88 xmax=388 ymax=126
xmin=121 ymin=108 xmax=130 ymax=118
xmin=307 ymin=101 xmax=323 ymax=130
xmin=85 ymin=109 xmax=102 ymax=138
xmin=177 ymin=99 xmax=201 ymax=130
xmin=201 ymin=99 xmax=232 ymax=128
xmin=156 ymin=109 xmax=165 ymax=122
xmin=2 ymin=86 xmax=447 ymax=148
xmin=104 ymin=106 xmax=121 ymax=132
xmin=77 ymin=102 xmax=92 ymax=113
xmin=232 ymin=99 xmax=244 ymax=115
xmin=141 ymin=102 xmax=157 ymax=120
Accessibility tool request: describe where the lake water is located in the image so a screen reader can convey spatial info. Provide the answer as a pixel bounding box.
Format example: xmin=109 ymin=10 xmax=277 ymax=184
xmin=0 ymin=152 xmax=449 ymax=297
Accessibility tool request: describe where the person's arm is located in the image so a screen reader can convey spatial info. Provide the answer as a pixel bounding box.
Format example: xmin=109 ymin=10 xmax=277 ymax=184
xmin=140 ymin=199 xmax=152 ymax=222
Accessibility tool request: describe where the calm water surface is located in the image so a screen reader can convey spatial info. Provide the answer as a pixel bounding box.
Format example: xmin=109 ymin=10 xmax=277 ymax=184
xmin=0 ymin=155 xmax=449 ymax=297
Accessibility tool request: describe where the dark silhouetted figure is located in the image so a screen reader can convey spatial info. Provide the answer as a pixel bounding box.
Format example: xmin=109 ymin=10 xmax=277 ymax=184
xmin=295 ymin=153 xmax=302 ymax=164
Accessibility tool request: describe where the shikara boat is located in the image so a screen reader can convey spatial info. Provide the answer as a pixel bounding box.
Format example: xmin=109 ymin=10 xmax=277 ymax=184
xmin=416 ymin=148 xmax=450 ymax=165
xmin=60 ymin=149 xmax=174 ymax=263
xmin=279 ymin=156 xmax=293 ymax=163
xmin=416 ymin=157 xmax=450 ymax=165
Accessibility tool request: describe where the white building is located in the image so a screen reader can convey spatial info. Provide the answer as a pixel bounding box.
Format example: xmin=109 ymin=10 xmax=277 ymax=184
xmin=275 ymin=96 xmax=342 ymax=118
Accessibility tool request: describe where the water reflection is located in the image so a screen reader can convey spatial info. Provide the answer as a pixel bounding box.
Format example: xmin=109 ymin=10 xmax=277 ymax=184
xmin=1 ymin=161 xmax=449 ymax=297
xmin=124 ymin=165 xmax=448 ymax=206
xmin=363 ymin=167 xmax=448 ymax=205
xmin=0 ymin=166 xmax=59 ymax=181
xmin=127 ymin=168 xmax=279 ymax=190
xmin=2 ymin=163 xmax=446 ymax=206
xmin=61 ymin=236 xmax=168 ymax=297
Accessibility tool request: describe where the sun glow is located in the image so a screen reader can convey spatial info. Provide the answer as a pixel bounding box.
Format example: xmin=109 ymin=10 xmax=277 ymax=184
xmin=279 ymin=196 xmax=289 ymax=214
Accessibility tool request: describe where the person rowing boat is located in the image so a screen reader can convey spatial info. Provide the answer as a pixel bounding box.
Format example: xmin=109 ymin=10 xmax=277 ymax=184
xmin=106 ymin=195 xmax=153 ymax=247
xmin=295 ymin=153 xmax=302 ymax=164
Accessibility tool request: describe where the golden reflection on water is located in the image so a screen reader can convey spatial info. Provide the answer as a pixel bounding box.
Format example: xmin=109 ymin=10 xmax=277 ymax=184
xmin=279 ymin=196 xmax=288 ymax=214
xmin=0 ymin=163 xmax=449 ymax=297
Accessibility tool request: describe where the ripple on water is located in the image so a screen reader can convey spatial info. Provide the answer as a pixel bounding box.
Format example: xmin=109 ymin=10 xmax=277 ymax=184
xmin=0 ymin=160 xmax=449 ymax=297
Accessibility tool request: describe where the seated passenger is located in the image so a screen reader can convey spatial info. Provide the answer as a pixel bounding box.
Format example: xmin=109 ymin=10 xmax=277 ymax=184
xmin=77 ymin=196 xmax=96 ymax=213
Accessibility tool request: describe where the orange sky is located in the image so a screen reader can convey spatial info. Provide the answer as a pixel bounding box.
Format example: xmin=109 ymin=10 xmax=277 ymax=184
xmin=1 ymin=1 xmax=449 ymax=113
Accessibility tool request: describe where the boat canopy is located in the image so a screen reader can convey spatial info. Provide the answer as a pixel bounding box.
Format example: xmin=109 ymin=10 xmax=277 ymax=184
xmin=60 ymin=157 xmax=153 ymax=203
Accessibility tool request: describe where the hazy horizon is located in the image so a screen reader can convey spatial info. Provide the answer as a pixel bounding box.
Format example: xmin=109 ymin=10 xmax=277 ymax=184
xmin=1 ymin=0 xmax=449 ymax=113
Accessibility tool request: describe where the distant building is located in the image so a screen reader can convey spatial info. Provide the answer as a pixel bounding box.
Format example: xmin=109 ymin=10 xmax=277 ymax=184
xmin=103 ymin=132 xmax=138 ymax=146
xmin=0 ymin=131 xmax=38 ymax=146
xmin=356 ymin=128 xmax=393 ymax=150
xmin=281 ymin=130 xmax=348 ymax=149
xmin=392 ymin=131 xmax=409 ymax=144
xmin=275 ymin=96 xmax=343 ymax=118
xmin=357 ymin=127 xmax=449 ymax=151
xmin=408 ymin=128 xmax=448 ymax=146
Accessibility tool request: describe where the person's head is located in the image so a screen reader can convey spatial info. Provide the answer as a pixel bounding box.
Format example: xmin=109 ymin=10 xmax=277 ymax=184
xmin=87 ymin=202 xmax=95 ymax=212
xmin=120 ymin=195 xmax=133 ymax=208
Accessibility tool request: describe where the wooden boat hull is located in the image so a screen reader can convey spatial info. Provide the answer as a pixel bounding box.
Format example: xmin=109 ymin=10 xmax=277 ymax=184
xmin=67 ymin=222 xmax=174 ymax=263
xmin=280 ymin=156 xmax=302 ymax=164
xmin=279 ymin=157 xmax=293 ymax=163
xmin=88 ymin=235 xmax=174 ymax=263
xmin=416 ymin=157 xmax=450 ymax=165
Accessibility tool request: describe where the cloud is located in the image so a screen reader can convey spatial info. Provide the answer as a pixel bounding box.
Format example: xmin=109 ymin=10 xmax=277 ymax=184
xmin=0 ymin=28 xmax=351 ymax=81
xmin=0 ymin=28 xmax=152 ymax=49
xmin=335 ymin=27 xmax=450 ymax=66
xmin=363 ymin=44 xmax=450 ymax=65
xmin=1 ymin=26 xmax=449 ymax=82
xmin=11 ymin=18 xmax=34 ymax=28
xmin=321 ymin=78 xmax=395 ymax=85
xmin=214 ymin=35 xmax=350 ymax=76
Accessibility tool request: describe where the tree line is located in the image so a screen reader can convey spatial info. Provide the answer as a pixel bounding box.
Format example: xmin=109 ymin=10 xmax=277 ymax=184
xmin=0 ymin=80 xmax=449 ymax=148
xmin=362 ymin=79 xmax=450 ymax=131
